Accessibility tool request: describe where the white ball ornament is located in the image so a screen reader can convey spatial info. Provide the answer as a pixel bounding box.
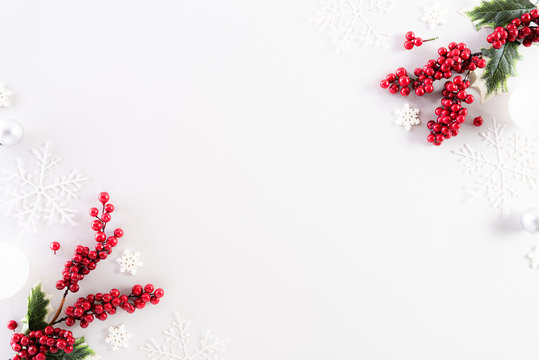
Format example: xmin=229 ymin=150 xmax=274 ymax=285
xmin=522 ymin=208 xmax=539 ymax=234
xmin=0 ymin=241 xmax=29 ymax=300
xmin=0 ymin=118 xmax=24 ymax=146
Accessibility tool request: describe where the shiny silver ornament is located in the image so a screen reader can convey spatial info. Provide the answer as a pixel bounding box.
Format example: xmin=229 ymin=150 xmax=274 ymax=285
xmin=0 ymin=118 xmax=24 ymax=146
xmin=522 ymin=208 xmax=539 ymax=234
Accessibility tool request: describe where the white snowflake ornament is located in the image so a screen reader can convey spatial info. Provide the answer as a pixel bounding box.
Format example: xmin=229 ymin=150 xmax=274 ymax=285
xmin=141 ymin=313 xmax=228 ymax=360
xmin=0 ymin=83 xmax=13 ymax=107
xmin=106 ymin=324 xmax=132 ymax=351
xmin=527 ymin=247 xmax=539 ymax=269
xmin=312 ymin=0 xmax=393 ymax=52
xmin=0 ymin=143 xmax=87 ymax=234
xmin=395 ymin=103 xmax=420 ymax=131
xmin=453 ymin=118 xmax=539 ymax=215
xmin=117 ymin=249 xmax=143 ymax=275
xmin=422 ymin=2 xmax=447 ymax=28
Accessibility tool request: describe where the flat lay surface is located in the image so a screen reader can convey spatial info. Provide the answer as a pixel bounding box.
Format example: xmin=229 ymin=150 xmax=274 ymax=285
xmin=1 ymin=0 xmax=539 ymax=359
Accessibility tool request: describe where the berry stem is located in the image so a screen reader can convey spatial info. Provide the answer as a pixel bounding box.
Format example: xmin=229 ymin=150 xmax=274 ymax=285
xmin=48 ymin=289 xmax=69 ymax=326
xmin=424 ymin=37 xmax=439 ymax=42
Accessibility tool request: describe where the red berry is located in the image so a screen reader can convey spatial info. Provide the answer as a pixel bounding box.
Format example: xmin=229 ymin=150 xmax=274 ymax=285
xmin=395 ymin=67 xmax=407 ymax=77
xmin=132 ymin=284 xmax=143 ymax=296
xmin=380 ymin=79 xmax=390 ymax=88
xmin=404 ymin=40 xmax=414 ymax=50
xmin=50 ymin=241 xmax=60 ymax=254
xmin=7 ymin=320 xmax=17 ymax=331
xmin=98 ymin=192 xmax=110 ymax=204
xmin=101 ymin=213 xmax=111 ymax=223
xmin=56 ymin=280 xmax=66 ymax=290
xmin=154 ymin=288 xmax=165 ymax=298
xmin=144 ymin=284 xmax=155 ymax=293
xmin=89 ymin=207 xmax=99 ymax=217
xmin=114 ymin=228 xmax=124 ymax=238
xmin=69 ymin=283 xmax=80 ymax=292
xmin=95 ymin=232 xmax=106 ymax=243
xmin=104 ymin=203 xmax=115 ymax=213
xmin=400 ymin=87 xmax=410 ymax=96
xmin=405 ymin=31 xmax=415 ymax=40
xmin=91 ymin=220 xmax=103 ymax=231
xmin=413 ymin=37 xmax=423 ymax=47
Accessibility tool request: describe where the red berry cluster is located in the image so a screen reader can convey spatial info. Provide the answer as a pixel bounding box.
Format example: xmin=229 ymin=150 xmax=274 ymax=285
xmin=380 ymin=41 xmax=487 ymax=145
xmin=381 ymin=42 xmax=486 ymax=97
xmin=10 ymin=327 xmax=76 ymax=360
xmin=426 ymin=76 xmax=473 ymax=145
xmin=404 ymin=31 xmax=424 ymax=49
xmin=487 ymin=10 xmax=539 ymax=48
xmin=63 ymin=285 xmax=164 ymax=328
xmin=56 ymin=192 xmax=123 ymax=293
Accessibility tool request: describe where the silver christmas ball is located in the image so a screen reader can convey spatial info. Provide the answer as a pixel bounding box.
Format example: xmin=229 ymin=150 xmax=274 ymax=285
xmin=0 ymin=118 xmax=24 ymax=146
xmin=522 ymin=208 xmax=539 ymax=234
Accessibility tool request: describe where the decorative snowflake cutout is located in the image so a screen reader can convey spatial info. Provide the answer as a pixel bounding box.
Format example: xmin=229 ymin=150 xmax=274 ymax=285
xmin=106 ymin=324 xmax=132 ymax=351
xmin=312 ymin=0 xmax=392 ymax=52
xmin=395 ymin=103 xmax=420 ymax=131
xmin=422 ymin=2 xmax=447 ymax=28
xmin=0 ymin=143 xmax=87 ymax=234
xmin=141 ymin=313 xmax=228 ymax=360
xmin=0 ymin=83 xmax=13 ymax=107
xmin=117 ymin=249 xmax=143 ymax=275
xmin=453 ymin=118 xmax=539 ymax=215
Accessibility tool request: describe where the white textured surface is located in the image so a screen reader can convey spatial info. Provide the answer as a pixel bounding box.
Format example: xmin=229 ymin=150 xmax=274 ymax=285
xmin=1 ymin=0 xmax=539 ymax=359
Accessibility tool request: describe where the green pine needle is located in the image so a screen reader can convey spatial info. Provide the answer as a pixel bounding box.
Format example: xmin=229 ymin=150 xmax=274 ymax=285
xmin=22 ymin=282 xmax=51 ymax=332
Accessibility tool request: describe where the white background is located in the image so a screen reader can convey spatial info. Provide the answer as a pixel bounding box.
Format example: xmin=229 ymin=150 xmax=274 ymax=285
xmin=1 ymin=0 xmax=539 ymax=359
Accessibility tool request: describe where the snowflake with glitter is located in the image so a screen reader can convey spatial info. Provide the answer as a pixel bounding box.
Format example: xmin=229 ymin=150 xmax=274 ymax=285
xmin=141 ymin=313 xmax=228 ymax=360
xmin=312 ymin=0 xmax=392 ymax=52
xmin=0 ymin=83 xmax=13 ymax=107
xmin=0 ymin=143 xmax=87 ymax=234
xmin=395 ymin=103 xmax=420 ymax=131
xmin=117 ymin=249 xmax=143 ymax=275
xmin=422 ymin=1 xmax=447 ymax=28
xmin=106 ymin=324 xmax=132 ymax=351
xmin=453 ymin=118 xmax=539 ymax=215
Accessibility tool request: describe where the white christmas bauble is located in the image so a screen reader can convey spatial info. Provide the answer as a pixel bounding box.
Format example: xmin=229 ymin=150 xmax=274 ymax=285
xmin=0 ymin=118 xmax=24 ymax=146
xmin=522 ymin=208 xmax=539 ymax=234
xmin=0 ymin=241 xmax=29 ymax=299
xmin=508 ymin=77 xmax=539 ymax=132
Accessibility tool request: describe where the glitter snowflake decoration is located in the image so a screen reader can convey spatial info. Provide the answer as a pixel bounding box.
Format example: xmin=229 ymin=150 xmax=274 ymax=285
xmin=141 ymin=313 xmax=228 ymax=360
xmin=422 ymin=1 xmax=447 ymax=28
xmin=0 ymin=83 xmax=13 ymax=107
xmin=0 ymin=143 xmax=87 ymax=234
xmin=453 ymin=118 xmax=539 ymax=215
xmin=106 ymin=324 xmax=132 ymax=351
xmin=117 ymin=249 xmax=143 ymax=275
xmin=395 ymin=103 xmax=420 ymax=131
xmin=312 ymin=0 xmax=392 ymax=52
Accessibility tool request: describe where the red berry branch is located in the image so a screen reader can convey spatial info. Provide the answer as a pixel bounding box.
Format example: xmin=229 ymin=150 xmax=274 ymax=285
xmin=7 ymin=192 xmax=165 ymax=360
xmin=380 ymin=9 xmax=539 ymax=146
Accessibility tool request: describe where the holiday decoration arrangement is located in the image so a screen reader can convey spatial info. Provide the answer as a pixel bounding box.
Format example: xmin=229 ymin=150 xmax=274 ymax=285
xmin=6 ymin=193 xmax=165 ymax=360
xmin=379 ymin=0 xmax=539 ymax=145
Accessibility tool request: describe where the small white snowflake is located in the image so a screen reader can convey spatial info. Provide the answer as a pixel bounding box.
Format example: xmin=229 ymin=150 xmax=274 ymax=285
xmin=453 ymin=118 xmax=539 ymax=215
xmin=395 ymin=103 xmax=420 ymax=131
xmin=0 ymin=83 xmax=13 ymax=107
xmin=312 ymin=0 xmax=393 ymax=52
xmin=106 ymin=324 xmax=132 ymax=351
xmin=0 ymin=143 xmax=87 ymax=234
xmin=527 ymin=247 xmax=539 ymax=269
xmin=117 ymin=249 xmax=143 ymax=275
xmin=141 ymin=313 xmax=228 ymax=360
xmin=422 ymin=1 xmax=447 ymax=28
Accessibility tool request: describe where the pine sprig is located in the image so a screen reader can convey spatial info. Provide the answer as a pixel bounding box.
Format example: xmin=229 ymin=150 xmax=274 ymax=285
xmin=46 ymin=338 xmax=99 ymax=360
xmin=481 ymin=41 xmax=522 ymax=95
xmin=22 ymin=281 xmax=54 ymax=333
xmin=466 ymin=0 xmax=536 ymax=29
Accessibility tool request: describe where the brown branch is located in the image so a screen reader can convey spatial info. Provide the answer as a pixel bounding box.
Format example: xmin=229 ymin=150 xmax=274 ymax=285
xmin=48 ymin=291 xmax=68 ymax=326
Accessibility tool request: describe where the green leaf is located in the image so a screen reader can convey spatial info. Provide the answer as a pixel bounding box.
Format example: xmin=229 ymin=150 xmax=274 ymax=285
xmin=47 ymin=337 xmax=100 ymax=360
xmin=466 ymin=0 xmax=536 ymax=30
xmin=22 ymin=281 xmax=54 ymax=333
xmin=481 ymin=41 xmax=522 ymax=95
